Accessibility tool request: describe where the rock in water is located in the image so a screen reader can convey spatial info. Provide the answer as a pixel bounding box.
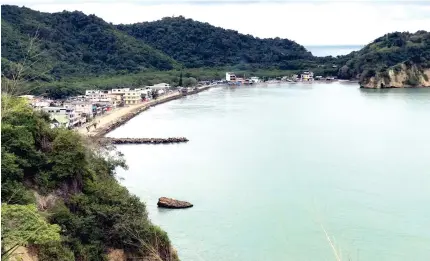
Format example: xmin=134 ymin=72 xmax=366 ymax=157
xmin=157 ymin=197 xmax=193 ymax=209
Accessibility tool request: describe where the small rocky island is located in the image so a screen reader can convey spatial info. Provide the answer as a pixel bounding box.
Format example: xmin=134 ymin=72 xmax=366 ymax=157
xmin=157 ymin=197 xmax=193 ymax=209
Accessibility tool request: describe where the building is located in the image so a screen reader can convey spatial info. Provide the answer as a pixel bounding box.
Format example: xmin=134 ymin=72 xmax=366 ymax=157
xmin=124 ymin=90 xmax=142 ymax=105
xmin=111 ymin=88 xmax=130 ymax=95
xmin=41 ymin=107 xmax=80 ymax=128
xmin=301 ymin=71 xmax=314 ymax=81
xmin=250 ymin=77 xmax=260 ymax=83
xmin=152 ymin=83 xmax=171 ymax=89
xmin=32 ymin=100 xmax=51 ymax=110
xmin=85 ymin=90 xmax=112 ymax=102
xmin=226 ymin=72 xmax=236 ymax=81
xmin=63 ymin=101 xmax=94 ymax=121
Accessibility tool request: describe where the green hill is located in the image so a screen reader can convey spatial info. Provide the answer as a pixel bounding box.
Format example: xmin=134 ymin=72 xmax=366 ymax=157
xmin=2 ymin=5 xmax=429 ymax=90
xmin=1 ymin=5 xmax=178 ymax=81
xmin=117 ymin=16 xmax=314 ymax=69
xmin=337 ymin=31 xmax=430 ymax=87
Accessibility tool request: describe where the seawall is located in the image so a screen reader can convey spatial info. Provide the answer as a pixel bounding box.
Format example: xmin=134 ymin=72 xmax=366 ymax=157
xmin=102 ymin=137 xmax=189 ymax=144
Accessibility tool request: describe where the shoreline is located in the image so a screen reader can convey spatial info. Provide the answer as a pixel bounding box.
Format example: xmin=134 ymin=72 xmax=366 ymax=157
xmin=78 ymin=85 xmax=215 ymax=138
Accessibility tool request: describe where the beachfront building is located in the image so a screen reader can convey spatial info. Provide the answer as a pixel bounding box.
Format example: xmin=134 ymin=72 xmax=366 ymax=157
xmin=107 ymin=93 xmax=123 ymax=107
xmin=63 ymin=101 xmax=94 ymax=122
xmin=124 ymin=90 xmax=142 ymax=105
xmin=226 ymin=72 xmax=236 ymax=81
xmin=250 ymin=77 xmax=260 ymax=83
xmin=301 ymin=71 xmax=314 ymax=81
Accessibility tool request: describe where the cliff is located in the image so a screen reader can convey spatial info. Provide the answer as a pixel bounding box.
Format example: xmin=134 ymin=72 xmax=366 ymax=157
xmin=360 ymin=64 xmax=430 ymax=88
xmin=337 ymin=30 xmax=430 ymax=88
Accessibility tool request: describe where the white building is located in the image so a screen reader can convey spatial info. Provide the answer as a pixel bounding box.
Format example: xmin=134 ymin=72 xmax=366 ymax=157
xmin=32 ymin=100 xmax=51 ymax=110
xmin=150 ymin=83 xmax=171 ymax=89
xmin=85 ymin=90 xmax=112 ymax=102
xmin=250 ymin=77 xmax=260 ymax=83
xmin=226 ymin=72 xmax=236 ymax=81
xmin=111 ymin=88 xmax=130 ymax=95
xmin=63 ymin=102 xmax=94 ymax=120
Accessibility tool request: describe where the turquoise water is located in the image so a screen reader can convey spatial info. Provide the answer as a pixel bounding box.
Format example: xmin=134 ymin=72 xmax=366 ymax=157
xmin=108 ymin=82 xmax=430 ymax=261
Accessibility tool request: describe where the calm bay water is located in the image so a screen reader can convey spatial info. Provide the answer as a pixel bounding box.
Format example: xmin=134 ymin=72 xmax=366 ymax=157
xmin=108 ymin=82 xmax=430 ymax=261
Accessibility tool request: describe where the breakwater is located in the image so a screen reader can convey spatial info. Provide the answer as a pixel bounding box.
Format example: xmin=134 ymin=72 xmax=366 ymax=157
xmin=92 ymin=85 xmax=215 ymax=138
xmin=104 ymin=137 xmax=189 ymax=144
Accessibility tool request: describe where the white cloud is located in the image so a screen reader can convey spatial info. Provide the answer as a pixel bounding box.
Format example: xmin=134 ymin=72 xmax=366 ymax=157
xmin=3 ymin=0 xmax=430 ymax=45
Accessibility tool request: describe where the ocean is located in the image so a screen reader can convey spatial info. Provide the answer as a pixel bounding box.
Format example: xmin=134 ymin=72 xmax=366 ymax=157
xmin=108 ymin=82 xmax=430 ymax=261
xmin=306 ymin=45 xmax=363 ymax=57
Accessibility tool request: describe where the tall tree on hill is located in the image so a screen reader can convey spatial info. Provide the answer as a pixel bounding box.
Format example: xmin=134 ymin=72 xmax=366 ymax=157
xmin=178 ymin=71 xmax=183 ymax=87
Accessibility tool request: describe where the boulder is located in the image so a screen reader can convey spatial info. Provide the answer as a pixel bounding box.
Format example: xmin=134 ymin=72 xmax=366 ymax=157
xmin=157 ymin=197 xmax=193 ymax=209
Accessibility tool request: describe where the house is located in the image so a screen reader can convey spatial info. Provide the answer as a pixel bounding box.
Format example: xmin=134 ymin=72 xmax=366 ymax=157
xmin=32 ymin=100 xmax=51 ymax=110
xmin=85 ymin=90 xmax=112 ymax=103
xmin=147 ymin=83 xmax=171 ymax=90
xmin=123 ymin=90 xmax=142 ymax=105
xmin=301 ymin=71 xmax=314 ymax=81
xmin=226 ymin=72 xmax=236 ymax=81
xmin=250 ymin=77 xmax=260 ymax=83
xmin=134 ymin=88 xmax=152 ymax=99
xmin=41 ymin=107 xmax=80 ymax=128
xmin=111 ymin=88 xmax=130 ymax=95
xmin=63 ymin=101 xmax=94 ymax=122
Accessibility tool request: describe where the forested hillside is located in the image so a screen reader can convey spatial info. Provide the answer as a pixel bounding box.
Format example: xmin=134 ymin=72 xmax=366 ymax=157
xmin=1 ymin=5 xmax=177 ymax=81
xmin=337 ymin=31 xmax=430 ymax=86
xmin=1 ymin=95 xmax=178 ymax=261
xmin=117 ymin=16 xmax=314 ymax=69
xmin=2 ymin=5 xmax=429 ymax=90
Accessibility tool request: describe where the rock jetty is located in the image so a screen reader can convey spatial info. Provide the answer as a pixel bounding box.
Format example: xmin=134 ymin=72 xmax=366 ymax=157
xmin=157 ymin=197 xmax=193 ymax=209
xmin=105 ymin=137 xmax=188 ymax=144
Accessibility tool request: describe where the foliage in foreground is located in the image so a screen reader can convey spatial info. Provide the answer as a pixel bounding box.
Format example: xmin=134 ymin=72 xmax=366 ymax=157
xmin=1 ymin=95 xmax=177 ymax=261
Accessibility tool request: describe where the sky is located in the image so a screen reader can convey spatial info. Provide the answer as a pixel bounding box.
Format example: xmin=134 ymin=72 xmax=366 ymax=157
xmin=2 ymin=0 xmax=430 ymax=45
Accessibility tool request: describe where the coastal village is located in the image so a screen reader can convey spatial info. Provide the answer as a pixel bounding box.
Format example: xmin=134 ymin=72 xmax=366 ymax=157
xmin=19 ymin=70 xmax=338 ymax=132
xmin=226 ymin=71 xmax=337 ymax=85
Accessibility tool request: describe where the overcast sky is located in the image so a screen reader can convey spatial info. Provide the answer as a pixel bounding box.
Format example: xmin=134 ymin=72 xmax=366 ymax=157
xmin=2 ymin=0 xmax=430 ymax=45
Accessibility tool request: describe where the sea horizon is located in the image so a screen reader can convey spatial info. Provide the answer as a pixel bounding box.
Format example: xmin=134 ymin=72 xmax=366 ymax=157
xmin=305 ymin=45 xmax=364 ymax=57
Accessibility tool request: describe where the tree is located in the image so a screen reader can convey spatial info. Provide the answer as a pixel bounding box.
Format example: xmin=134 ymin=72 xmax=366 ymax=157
xmin=1 ymin=204 xmax=61 ymax=258
xmin=183 ymin=77 xmax=197 ymax=87
xmin=151 ymin=89 xmax=159 ymax=100
xmin=178 ymin=71 xmax=183 ymax=87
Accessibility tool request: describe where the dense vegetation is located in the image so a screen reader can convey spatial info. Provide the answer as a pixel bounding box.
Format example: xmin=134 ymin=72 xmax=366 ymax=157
xmin=336 ymin=31 xmax=430 ymax=81
xmin=1 ymin=5 xmax=334 ymax=88
xmin=2 ymin=5 xmax=429 ymax=93
xmin=117 ymin=16 xmax=314 ymax=69
xmin=1 ymin=95 xmax=177 ymax=261
xmin=1 ymin=5 xmax=177 ymax=81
